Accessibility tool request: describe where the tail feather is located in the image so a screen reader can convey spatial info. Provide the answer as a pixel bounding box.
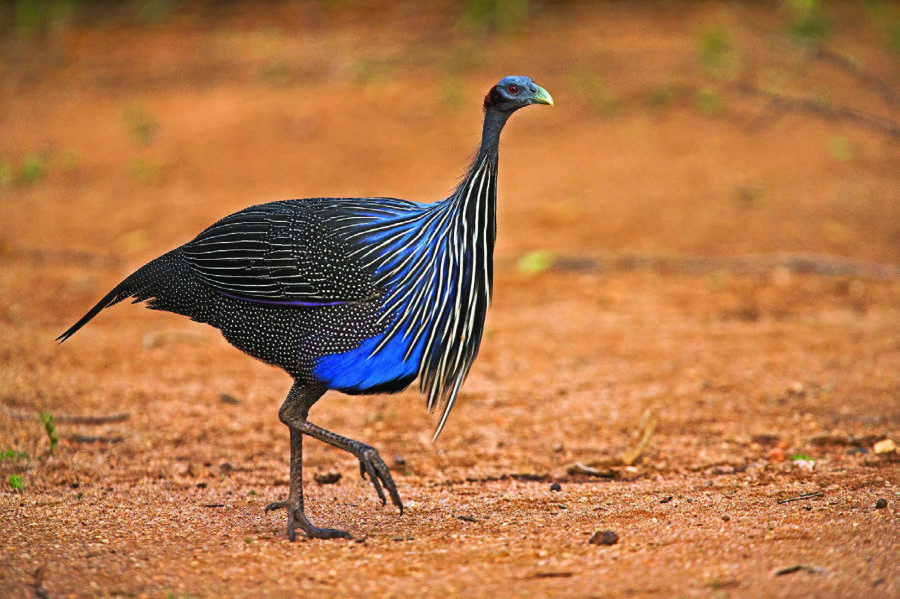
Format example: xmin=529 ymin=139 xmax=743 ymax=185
xmin=56 ymin=251 xmax=177 ymax=343
xmin=56 ymin=284 xmax=132 ymax=343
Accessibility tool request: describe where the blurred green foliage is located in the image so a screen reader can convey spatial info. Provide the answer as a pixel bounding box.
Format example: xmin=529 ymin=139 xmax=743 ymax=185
xmin=461 ymin=0 xmax=530 ymax=34
xmin=133 ymin=0 xmax=176 ymax=26
xmin=0 ymin=160 xmax=14 ymax=189
xmin=645 ymin=85 xmax=675 ymax=112
xmin=13 ymin=0 xmax=75 ymax=37
xmin=20 ymin=152 xmax=47 ymax=184
xmin=517 ymin=250 xmax=554 ymax=276
xmin=784 ymin=0 xmax=831 ymax=44
xmin=694 ymin=87 xmax=723 ymax=117
xmin=128 ymin=158 xmax=165 ymax=184
xmin=8 ymin=474 xmax=24 ymax=491
xmin=441 ymin=78 xmax=466 ymax=109
xmin=572 ymin=68 xmax=622 ymax=118
xmin=123 ymin=105 xmax=159 ymax=146
xmin=825 ymin=136 xmax=853 ymax=161
xmin=0 ymin=449 xmax=29 ymax=462
xmin=40 ymin=411 xmax=59 ymax=453
xmin=696 ymin=24 xmax=740 ymax=80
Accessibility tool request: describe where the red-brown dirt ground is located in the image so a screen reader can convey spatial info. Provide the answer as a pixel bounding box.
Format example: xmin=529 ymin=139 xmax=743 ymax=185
xmin=1 ymin=2 xmax=898 ymax=597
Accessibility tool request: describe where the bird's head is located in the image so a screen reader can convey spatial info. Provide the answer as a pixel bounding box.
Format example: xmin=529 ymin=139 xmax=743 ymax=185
xmin=484 ymin=76 xmax=554 ymax=113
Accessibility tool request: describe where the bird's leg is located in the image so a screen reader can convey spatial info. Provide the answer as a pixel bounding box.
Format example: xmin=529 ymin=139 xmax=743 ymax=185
xmin=277 ymin=382 xmax=403 ymax=515
xmin=265 ymin=385 xmax=352 ymax=541
xmin=291 ymin=418 xmax=404 ymax=515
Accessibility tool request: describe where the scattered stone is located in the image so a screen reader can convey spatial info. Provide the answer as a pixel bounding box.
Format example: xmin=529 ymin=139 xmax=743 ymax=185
xmin=777 ymin=491 xmax=824 ymax=504
xmin=219 ymin=462 xmax=234 ymax=476
xmin=219 ymin=393 xmax=241 ymax=405
xmin=660 ymin=495 xmax=673 ymax=503
xmin=875 ymin=498 xmax=887 ymax=509
xmin=314 ymin=471 xmax=341 ymax=485
xmin=873 ymin=439 xmax=896 ymax=454
xmin=533 ymin=571 xmax=574 ymax=579
xmin=807 ymin=432 xmax=848 ymax=446
xmin=787 ymin=382 xmax=806 ymax=397
xmin=705 ymin=465 xmax=735 ymax=476
xmin=394 ymin=455 xmax=406 ymax=467
xmin=722 ymin=514 xmax=731 ymax=521
xmin=548 ymin=482 xmax=563 ymax=492
xmin=589 ymin=530 xmax=619 ymax=546
xmin=567 ymin=462 xmax=618 ymax=478
xmin=793 ymin=458 xmax=815 ymax=472
xmin=453 ymin=515 xmax=478 ymax=523
xmin=774 ymin=564 xmax=825 ymax=576
xmin=751 ymin=433 xmax=780 ymax=446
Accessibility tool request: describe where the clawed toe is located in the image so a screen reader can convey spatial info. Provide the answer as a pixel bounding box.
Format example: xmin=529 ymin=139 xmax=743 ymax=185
xmin=355 ymin=445 xmax=404 ymax=515
xmin=265 ymin=499 xmax=352 ymax=541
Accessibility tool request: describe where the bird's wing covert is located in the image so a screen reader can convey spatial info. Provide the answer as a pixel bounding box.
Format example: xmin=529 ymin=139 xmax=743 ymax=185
xmin=183 ymin=201 xmax=378 ymax=305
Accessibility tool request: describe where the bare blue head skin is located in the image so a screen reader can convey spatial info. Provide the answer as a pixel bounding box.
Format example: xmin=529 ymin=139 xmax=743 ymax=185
xmin=483 ymin=75 xmax=554 ymax=112
xmin=479 ymin=75 xmax=553 ymax=156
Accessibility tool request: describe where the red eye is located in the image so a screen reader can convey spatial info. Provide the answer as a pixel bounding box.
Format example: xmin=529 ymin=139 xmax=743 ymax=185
xmin=507 ymin=84 xmax=519 ymax=94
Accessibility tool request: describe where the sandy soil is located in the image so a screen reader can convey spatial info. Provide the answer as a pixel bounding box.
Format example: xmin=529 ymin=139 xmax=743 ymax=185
xmin=1 ymin=2 xmax=898 ymax=597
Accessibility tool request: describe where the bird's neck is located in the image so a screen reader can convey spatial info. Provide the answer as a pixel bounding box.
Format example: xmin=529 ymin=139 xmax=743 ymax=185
xmin=478 ymin=108 xmax=511 ymax=159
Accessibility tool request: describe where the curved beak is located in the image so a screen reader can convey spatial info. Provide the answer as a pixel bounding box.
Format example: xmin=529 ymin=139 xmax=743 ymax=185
xmin=531 ymin=85 xmax=554 ymax=106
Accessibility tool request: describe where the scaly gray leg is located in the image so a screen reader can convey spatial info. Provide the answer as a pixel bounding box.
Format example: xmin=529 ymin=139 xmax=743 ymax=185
xmin=265 ymin=427 xmax=350 ymax=540
xmin=265 ymin=382 xmax=403 ymax=541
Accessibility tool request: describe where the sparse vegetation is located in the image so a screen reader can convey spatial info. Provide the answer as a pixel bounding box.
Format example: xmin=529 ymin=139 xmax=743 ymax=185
xmin=19 ymin=152 xmax=47 ymax=184
xmin=694 ymin=87 xmax=723 ymax=117
xmin=696 ymin=24 xmax=739 ymax=79
xmin=128 ymin=158 xmax=165 ymax=184
xmin=784 ymin=0 xmax=831 ymax=45
xmin=572 ymin=69 xmax=622 ymax=117
xmin=0 ymin=449 xmax=29 ymax=462
xmin=460 ymin=0 xmax=530 ymax=35
xmin=40 ymin=411 xmax=59 ymax=453
xmin=826 ymin=136 xmax=853 ymax=161
xmin=0 ymin=160 xmax=13 ymax=189
xmin=517 ymin=250 xmax=554 ymax=276
xmin=9 ymin=474 xmax=24 ymax=491
xmin=123 ymin=105 xmax=159 ymax=146
xmin=12 ymin=0 xmax=76 ymax=38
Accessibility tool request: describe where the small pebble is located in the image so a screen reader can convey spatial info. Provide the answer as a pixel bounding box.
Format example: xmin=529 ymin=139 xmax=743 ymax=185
xmin=660 ymin=495 xmax=673 ymax=504
xmin=314 ymin=471 xmax=341 ymax=485
xmin=589 ymin=530 xmax=619 ymax=546
xmin=394 ymin=455 xmax=406 ymax=467
xmin=722 ymin=514 xmax=731 ymax=521
xmin=550 ymin=482 xmax=562 ymax=492
xmin=875 ymin=498 xmax=887 ymax=509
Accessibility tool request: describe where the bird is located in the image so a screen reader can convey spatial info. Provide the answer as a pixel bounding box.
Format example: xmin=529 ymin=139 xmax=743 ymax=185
xmin=58 ymin=75 xmax=553 ymax=540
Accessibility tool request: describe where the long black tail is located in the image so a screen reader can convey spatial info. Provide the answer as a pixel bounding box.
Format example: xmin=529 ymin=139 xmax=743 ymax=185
xmin=56 ymin=251 xmax=178 ymax=343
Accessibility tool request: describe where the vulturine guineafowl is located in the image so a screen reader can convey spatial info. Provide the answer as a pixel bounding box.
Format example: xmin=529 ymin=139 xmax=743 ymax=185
xmin=58 ymin=76 xmax=554 ymax=540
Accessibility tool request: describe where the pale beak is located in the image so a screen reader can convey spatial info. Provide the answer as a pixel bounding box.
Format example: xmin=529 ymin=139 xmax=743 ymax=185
xmin=531 ymin=85 xmax=554 ymax=106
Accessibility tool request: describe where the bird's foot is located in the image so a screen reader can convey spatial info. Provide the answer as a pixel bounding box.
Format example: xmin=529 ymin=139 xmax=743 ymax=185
xmin=350 ymin=441 xmax=404 ymax=515
xmin=265 ymin=500 xmax=352 ymax=541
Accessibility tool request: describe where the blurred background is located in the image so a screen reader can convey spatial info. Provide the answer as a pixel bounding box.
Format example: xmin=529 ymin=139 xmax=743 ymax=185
xmin=1 ymin=4 xmax=898 ymax=595
xmin=2 ymin=0 xmax=897 ymax=268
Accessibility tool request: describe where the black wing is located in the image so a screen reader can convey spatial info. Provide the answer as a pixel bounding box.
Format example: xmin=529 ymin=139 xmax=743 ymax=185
xmin=183 ymin=200 xmax=378 ymax=305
